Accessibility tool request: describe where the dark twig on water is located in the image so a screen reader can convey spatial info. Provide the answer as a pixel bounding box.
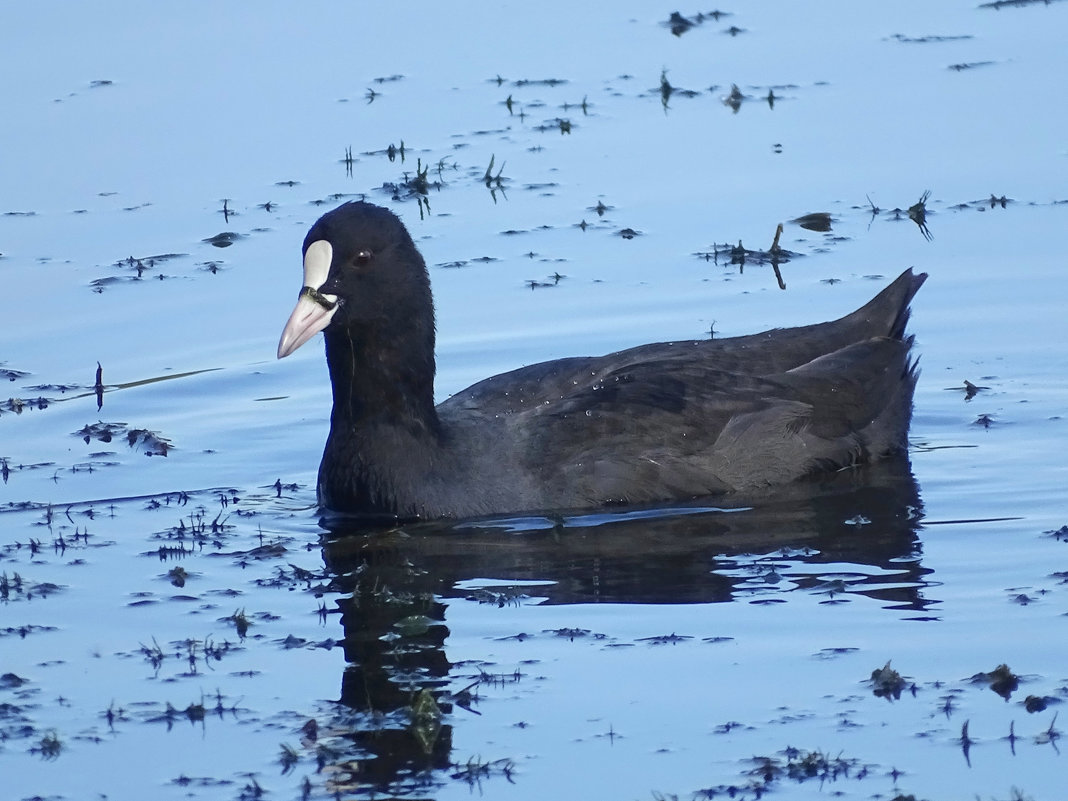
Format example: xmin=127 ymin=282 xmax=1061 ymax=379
xmin=94 ymin=361 xmax=104 ymax=410
xmin=769 ymin=223 xmax=786 ymax=289
xmin=908 ymin=190 xmax=933 ymax=241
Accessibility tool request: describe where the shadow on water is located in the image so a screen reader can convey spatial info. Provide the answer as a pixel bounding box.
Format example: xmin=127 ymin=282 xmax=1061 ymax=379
xmin=314 ymin=455 xmax=931 ymax=795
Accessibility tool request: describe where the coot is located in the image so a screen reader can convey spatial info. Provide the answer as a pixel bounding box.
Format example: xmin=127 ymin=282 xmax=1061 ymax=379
xmin=278 ymin=201 xmax=926 ymax=520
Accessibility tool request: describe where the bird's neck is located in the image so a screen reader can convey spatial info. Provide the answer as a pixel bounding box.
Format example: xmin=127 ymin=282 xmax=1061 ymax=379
xmin=323 ymin=324 xmax=440 ymax=435
xmin=317 ymin=323 xmax=444 ymax=517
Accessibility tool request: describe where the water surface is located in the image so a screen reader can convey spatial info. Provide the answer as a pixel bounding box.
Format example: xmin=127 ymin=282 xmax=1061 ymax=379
xmin=2 ymin=2 xmax=1067 ymax=799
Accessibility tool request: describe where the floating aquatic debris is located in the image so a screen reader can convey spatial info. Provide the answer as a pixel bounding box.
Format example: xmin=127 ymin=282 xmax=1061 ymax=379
xmin=694 ymin=223 xmax=802 ymax=289
xmin=0 ymin=571 xmax=65 ymax=602
xmin=521 ymin=182 xmax=559 ymax=193
xmin=369 ymin=140 xmax=407 ymax=162
xmin=870 ymin=661 xmax=909 ymax=700
xmin=792 ymin=212 xmax=834 ymax=232
xmin=378 ymin=158 xmax=440 ymax=215
xmin=1021 ymin=696 xmax=1055 ymax=713
xmin=545 ymin=627 xmax=593 ymax=640
xmin=2 ymin=396 xmax=50 ymax=415
xmin=890 ymin=33 xmax=974 ymax=43
xmin=660 ymin=9 xmax=732 ymax=37
xmin=657 ymin=69 xmax=701 ymax=109
xmin=74 ymin=421 xmax=173 ymax=456
xmin=465 ymin=586 xmax=528 ymax=607
xmin=94 ymin=361 xmax=104 ymax=410
xmin=970 ymin=663 xmax=1020 ymax=699
xmin=341 ymin=144 xmax=356 ymax=178
xmin=948 ymin=60 xmax=996 ymax=71
xmin=0 ymin=460 xmax=56 ymax=484
xmin=202 ymin=231 xmax=243 ymax=248
xmin=636 ymin=632 xmax=693 ymax=645
xmin=722 ymin=83 xmax=745 ymax=112
xmin=511 ymin=77 xmax=568 ymax=87
xmin=529 ymin=116 xmax=574 ymax=134
xmin=908 ymin=190 xmax=933 ymax=241
xmin=683 ymin=747 xmax=872 ymax=800
xmin=980 ymin=0 xmax=1067 ymax=9
xmin=1044 ymin=525 xmax=1068 ymax=542
xmin=229 ymin=608 xmax=250 ymax=639
xmin=449 ymin=755 xmax=515 ymax=789
xmin=482 ymin=154 xmax=508 ymax=203
xmin=117 ymin=253 xmax=185 ymax=272
xmin=559 ymin=95 xmax=589 ymax=114
xmin=87 ymin=252 xmax=192 ymax=290
xmin=945 ymin=379 xmax=989 ymax=400
xmin=31 ymin=729 xmax=63 ymax=760
xmin=665 ymin=11 xmax=695 ymax=36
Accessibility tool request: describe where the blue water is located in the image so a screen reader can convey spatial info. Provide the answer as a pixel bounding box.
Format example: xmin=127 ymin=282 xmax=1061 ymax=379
xmin=2 ymin=2 xmax=1067 ymax=799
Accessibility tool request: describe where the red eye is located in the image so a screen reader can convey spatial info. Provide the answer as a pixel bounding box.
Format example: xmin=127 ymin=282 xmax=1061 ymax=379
xmin=354 ymin=249 xmax=373 ymax=266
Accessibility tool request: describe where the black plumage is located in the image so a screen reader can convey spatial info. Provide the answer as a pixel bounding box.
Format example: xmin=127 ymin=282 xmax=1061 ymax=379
xmin=278 ymin=201 xmax=925 ymax=520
